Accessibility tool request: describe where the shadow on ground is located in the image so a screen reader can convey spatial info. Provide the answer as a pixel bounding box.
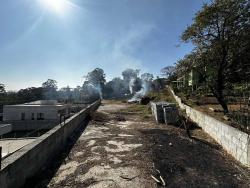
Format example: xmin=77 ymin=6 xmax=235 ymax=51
xmin=21 ymin=116 xmax=91 ymax=188
xmin=140 ymin=127 xmax=249 ymax=188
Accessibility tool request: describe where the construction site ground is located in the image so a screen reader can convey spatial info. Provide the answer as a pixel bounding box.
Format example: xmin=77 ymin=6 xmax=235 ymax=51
xmin=25 ymin=100 xmax=250 ymax=188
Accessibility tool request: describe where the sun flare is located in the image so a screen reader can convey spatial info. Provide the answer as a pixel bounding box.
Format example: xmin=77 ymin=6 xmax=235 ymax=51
xmin=40 ymin=0 xmax=69 ymax=15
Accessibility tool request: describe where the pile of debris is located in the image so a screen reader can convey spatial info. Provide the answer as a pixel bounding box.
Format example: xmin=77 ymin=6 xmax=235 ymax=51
xmin=128 ymin=96 xmax=155 ymax=105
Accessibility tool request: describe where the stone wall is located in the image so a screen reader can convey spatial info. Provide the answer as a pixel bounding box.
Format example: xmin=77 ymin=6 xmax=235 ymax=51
xmin=0 ymin=100 xmax=101 ymax=188
xmin=169 ymin=88 xmax=250 ymax=167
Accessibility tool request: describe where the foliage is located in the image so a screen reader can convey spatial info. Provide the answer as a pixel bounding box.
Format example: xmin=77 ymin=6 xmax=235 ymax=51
xmin=147 ymin=88 xmax=176 ymax=103
xmin=121 ymin=103 xmax=152 ymax=120
xmin=151 ymin=77 xmax=166 ymax=91
xmin=42 ymin=79 xmax=58 ymax=100
xmin=141 ymin=73 xmax=154 ymax=82
xmin=85 ymin=68 xmax=106 ymax=88
xmin=104 ymin=77 xmax=127 ymax=99
xmin=122 ymin=69 xmax=140 ymax=82
xmin=180 ymin=0 xmax=250 ymax=113
xmin=0 ymin=83 xmax=6 ymax=94
xmin=1 ymin=68 xmax=157 ymax=104
xmin=42 ymin=79 xmax=58 ymax=89
xmin=161 ymin=66 xmax=176 ymax=81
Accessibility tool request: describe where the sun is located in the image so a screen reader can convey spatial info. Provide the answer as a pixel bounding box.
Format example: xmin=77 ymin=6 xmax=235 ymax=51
xmin=39 ymin=0 xmax=69 ymax=16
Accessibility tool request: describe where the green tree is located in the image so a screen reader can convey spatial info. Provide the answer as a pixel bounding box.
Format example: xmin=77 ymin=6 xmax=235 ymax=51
xmin=42 ymin=79 xmax=58 ymax=90
xmin=84 ymin=68 xmax=106 ymax=99
xmin=85 ymin=68 xmax=106 ymax=88
xmin=0 ymin=83 xmax=6 ymax=94
xmin=161 ymin=66 xmax=176 ymax=80
xmin=42 ymin=79 xmax=58 ymax=100
xmin=141 ymin=73 xmax=154 ymax=82
xmin=181 ymin=0 xmax=250 ymax=113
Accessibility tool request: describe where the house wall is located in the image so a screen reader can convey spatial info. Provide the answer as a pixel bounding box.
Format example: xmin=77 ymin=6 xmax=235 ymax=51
xmin=0 ymin=100 xmax=101 ymax=188
xmin=4 ymin=120 xmax=58 ymax=131
xmin=169 ymin=87 xmax=250 ymax=167
xmin=3 ymin=105 xmax=69 ymax=121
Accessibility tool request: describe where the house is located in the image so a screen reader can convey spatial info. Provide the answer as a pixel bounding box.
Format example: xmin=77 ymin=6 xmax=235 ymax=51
xmin=173 ymin=66 xmax=204 ymax=91
xmin=3 ymin=100 xmax=71 ymax=131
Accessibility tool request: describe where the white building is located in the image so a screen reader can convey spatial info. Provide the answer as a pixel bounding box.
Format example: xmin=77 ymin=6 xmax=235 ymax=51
xmin=3 ymin=100 xmax=71 ymax=131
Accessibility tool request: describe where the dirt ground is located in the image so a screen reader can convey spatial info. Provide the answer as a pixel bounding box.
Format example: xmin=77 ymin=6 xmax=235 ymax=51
xmin=25 ymin=100 xmax=250 ymax=188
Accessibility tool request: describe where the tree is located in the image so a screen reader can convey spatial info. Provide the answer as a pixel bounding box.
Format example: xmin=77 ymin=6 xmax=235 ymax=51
xmin=85 ymin=68 xmax=106 ymax=87
xmin=181 ymin=0 xmax=250 ymax=113
xmin=122 ymin=69 xmax=140 ymax=94
xmin=141 ymin=73 xmax=154 ymax=82
xmin=17 ymin=87 xmax=44 ymax=103
xmin=161 ymin=66 xmax=176 ymax=80
xmin=42 ymin=79 xmax=58 ymax=90
xmin=0 ymin=84 xmax=6 ymax=94
xmin=104 ymin=77 xmax=127 ymax=98
xmin=122 ymin=69 xmax=140 ymax=82
xmin=82 ymin=81 xmax=100 ymax=102
xmin=152 ymin=77 xmax=165 ymax=91
xmin=42 ymin=79 xmax=58 ymax=100
xmin=84 ymin=68 xmax=106 ymax=99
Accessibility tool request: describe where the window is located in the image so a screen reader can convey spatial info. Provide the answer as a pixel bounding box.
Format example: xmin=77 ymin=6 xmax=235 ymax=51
xmin=21 ymin=113 xmax=25 ymax=120
xmin=37 ymin=113 xmax=45 ymax=120
xmin=31 ymin=113 xmax=35 ymax=120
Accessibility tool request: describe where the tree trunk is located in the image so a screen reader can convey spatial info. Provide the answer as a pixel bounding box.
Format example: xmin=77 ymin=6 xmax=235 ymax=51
xmin=216 ymin=93 xmax=228 ymax=114
xmin=215 ymin=64 xmax=229 ymax=114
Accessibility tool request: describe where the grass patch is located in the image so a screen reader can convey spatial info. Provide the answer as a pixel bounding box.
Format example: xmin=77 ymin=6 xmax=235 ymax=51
xmin=121 ymin=103 xmax=152 ymax=120
xmin=147 ymin=88 xmax=176 ymax=103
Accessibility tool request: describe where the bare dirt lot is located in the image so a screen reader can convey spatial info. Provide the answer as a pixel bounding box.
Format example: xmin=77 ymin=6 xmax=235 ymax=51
xmin=25 ymin=100 xmax=250 ymax=188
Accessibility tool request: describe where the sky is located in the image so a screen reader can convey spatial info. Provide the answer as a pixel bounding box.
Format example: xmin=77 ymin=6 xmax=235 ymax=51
xmin=0 ymin=0 xmax=208 ymax=91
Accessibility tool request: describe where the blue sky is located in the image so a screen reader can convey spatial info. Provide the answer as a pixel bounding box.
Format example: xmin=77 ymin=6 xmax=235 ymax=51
xmin=0 ymin=0 xmax=207 ymax=90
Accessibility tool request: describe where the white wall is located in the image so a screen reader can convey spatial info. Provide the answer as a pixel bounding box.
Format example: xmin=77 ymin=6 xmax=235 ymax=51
xmin=3 ymin=105 xmax=66 ymax=121
xmin=0 ymin=100 xmax=101 ymax=188
xmin=169 ymin=87 xmax=250 ymax=167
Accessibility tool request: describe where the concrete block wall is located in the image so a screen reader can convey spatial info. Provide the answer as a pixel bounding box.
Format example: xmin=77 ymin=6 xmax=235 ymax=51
xmin=169 ymin=88 xmax=250 ymax=167
xmin=0 ymin=100 xmax=101 ymax=188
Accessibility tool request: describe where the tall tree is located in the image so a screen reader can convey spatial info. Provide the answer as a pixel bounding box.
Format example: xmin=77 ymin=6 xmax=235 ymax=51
xmin=85 ymin=68 xmax=106 ymax=87
xmin=122 ymin=69 xmax=140 ymax=82
xmin=84 ymin=68 xmax=106 ymax=99
xmin=181 ymin=0 xmax=250 ymax=113
xmin=122 ymin=69 xmax=140 ymax=94
xmin=42 ymin=79 xmax=58 ymax=90
xmin=42 ymin=79 xmax=58 ymax=100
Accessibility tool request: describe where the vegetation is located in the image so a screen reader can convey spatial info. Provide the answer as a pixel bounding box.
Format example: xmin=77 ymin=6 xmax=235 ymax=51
xmin=165 ymin=0 xmax=250 ymax=114
xmin=121 ymin=103 xmax=152 ymax=119
xmin=147 ymin=88 xmax=176 ymax=103
xmin=0 ymin=68 xmax=160 ymax=105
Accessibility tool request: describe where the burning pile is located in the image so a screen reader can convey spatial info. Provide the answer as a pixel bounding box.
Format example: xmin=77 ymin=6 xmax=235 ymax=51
xmin=128 ymin=79 xmax=154 ymax=105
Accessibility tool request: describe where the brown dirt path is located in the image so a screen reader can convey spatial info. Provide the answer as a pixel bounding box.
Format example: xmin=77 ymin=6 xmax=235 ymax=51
xmin=26 ymin=100 xmax=250 ymax=188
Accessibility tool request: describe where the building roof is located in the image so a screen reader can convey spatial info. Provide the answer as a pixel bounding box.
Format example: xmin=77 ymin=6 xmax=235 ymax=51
xmin=24 ymin=100 xmax=58 ymax=105
xmin=4 ymin=100 xmax=65 ymax=107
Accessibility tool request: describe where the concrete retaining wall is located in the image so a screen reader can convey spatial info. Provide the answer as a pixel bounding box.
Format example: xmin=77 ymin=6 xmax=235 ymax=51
xmin=0 ymin=100 xmax=101 ymax=188
xmin=0 ymin=124 xmax=12 ymax=136
xmin=169 ymin=88 xmax=250 ymax=167
xmin=6 ymin=120 xmax=58 ymax=131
